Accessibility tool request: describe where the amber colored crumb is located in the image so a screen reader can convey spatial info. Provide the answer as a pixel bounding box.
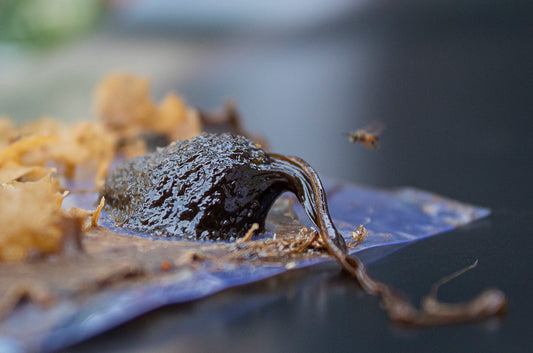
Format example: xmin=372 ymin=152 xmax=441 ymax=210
xmin=0 ymin=72 xmax=206 ymax=263
xmin=0 ymin=175 xmax=63 ymax=261
xmin=159 ymin=261 xmax=172 ymax=272
xmin=94 ymin=73 xmax=157 ymax=137
xmin=0 ymin=174 xmax=86 ymax=262
xmin=0 ymin=119 xmax=116 ymax=189
xmin=1 ymin=73 xmax=203 ymax=191
xmin=0 ymin=162 xmax=49 ymax=184
xmin=94 ymin=73 xmax=202 ymax=143
xmin=347 ymin=225 xmax=368 ymax=248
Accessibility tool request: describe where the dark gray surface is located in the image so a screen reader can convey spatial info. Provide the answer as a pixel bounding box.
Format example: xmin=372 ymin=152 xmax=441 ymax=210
xmin=62 ymin=2 xmax=533 ymax=352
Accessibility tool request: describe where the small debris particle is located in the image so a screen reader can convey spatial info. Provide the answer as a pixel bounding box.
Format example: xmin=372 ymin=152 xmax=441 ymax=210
xmin=160 ymin=261 xmax=172 ymax=272
xmin=285 ymin=262 xmax=296 ymax=269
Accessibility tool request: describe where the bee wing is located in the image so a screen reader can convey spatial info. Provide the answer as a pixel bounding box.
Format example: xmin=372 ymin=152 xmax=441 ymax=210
xmin=363 ymin=121 xmax=386 ymax=136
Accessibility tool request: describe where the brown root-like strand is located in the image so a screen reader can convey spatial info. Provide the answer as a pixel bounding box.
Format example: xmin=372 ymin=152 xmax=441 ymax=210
xmin=267 ymin=154 xmax=347 ymax=252
xmin=342 ymin=256 xmax=507 ymax=326
xmin=269 ymin=154 xmax=507 ymax=326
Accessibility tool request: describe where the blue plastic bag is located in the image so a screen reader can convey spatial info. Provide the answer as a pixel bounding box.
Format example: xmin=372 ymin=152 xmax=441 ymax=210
xmin=0 ymin=180 xmax=488 ymax=353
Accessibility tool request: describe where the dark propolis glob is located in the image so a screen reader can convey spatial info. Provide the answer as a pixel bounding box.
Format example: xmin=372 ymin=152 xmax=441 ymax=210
xmin=100 ymin=133 xmax=346 ymax=248
xmin=100 ymin=133 xmax=506 ymax=325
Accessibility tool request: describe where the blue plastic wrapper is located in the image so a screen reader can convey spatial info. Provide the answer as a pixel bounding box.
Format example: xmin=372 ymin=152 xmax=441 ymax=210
xmin=0 ymin=180 xmax=489 ymax=353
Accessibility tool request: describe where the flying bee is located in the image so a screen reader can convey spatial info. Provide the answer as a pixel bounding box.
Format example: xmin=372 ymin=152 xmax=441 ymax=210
xmin=345 ymin=122 xmax=385 ymax=149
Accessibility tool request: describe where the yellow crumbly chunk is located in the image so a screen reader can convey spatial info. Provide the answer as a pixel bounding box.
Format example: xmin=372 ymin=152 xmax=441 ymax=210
xmin=0 ymin=120 xmax=116 ymax=189
xmin=0 ymin=72 xmax=203 ymax=262
xmin=0 ymin=175 xmax=68 ymax=262
xmin=1 ymin=73 xmax=202 ymax=189
xmin=94 ymin=73 xmax=202 ymax=142
xmin=94 ymin=73 xmax=157 ymax=138
xmin=0 ymin=174 xmax=106 ymax=263
xmin=0 ymin=134 xmax=58 ymax=168
xmin=0 ymin=162 xmax=49 ymax=184
xmin=157 ymin=94 xmax=202 ymax=141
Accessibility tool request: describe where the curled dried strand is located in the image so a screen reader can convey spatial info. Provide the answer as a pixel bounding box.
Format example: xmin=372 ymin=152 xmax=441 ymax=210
xmin=429 ymin=259 xmax=478 ymax=299
xmin=347 ymin=225 xmax=368 ymax=248
xmin=289 ymin=228 xmax=319 ymax=254
xmin=331 ymin=247 xmax=506 ymax=326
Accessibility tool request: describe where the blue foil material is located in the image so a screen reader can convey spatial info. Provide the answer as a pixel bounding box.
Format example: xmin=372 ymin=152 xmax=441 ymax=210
xmin=0 ymin=181 xmax=489 ymax=353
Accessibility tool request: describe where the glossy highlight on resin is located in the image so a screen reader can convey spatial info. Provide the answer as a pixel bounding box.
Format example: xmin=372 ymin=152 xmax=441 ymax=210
xmin=101 ymin=133 xmax=346 ymax=248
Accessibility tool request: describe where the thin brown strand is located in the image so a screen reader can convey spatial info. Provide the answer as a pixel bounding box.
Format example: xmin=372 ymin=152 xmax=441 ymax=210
xmin=325 ymin=238 xmax=506 ymax=326
xmin=289 ymin=228 xmax=318 ymax=254
xmin=429 ymin=259 xmax=478 ymax=299
xmin=240 ymin=223 xmax=259 ymax=242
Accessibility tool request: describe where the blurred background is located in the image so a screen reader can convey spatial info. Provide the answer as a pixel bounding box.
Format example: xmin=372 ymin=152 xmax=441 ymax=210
xmin=2 ymin=1 xmax=533 ymax=352
xmin=1 ymin=0 xmax=532 ymax=210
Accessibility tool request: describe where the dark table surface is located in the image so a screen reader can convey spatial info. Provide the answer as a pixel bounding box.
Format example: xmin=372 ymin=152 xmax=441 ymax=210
xmin=62 ymin=2 xmax=532 ymax=352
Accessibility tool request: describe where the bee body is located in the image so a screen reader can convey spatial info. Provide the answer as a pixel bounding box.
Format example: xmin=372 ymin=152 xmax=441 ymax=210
xmin=346 ymin=127 xmax=382 ymax=149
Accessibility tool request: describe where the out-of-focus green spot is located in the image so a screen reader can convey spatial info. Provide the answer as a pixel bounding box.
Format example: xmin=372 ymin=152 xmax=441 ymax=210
xmin=0 ymin=0 xmax=104 ymax=47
